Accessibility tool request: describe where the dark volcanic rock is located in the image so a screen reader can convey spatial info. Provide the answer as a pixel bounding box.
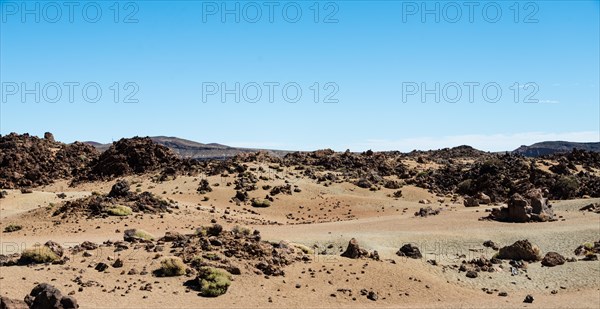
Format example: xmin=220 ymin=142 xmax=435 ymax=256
xmin=488 ymin=189 xmax=556 ymax=222
xmin=43 ymin=241 xmax=64 ymax=258
xmin=0 ymin=133 xmax=98 ymax=189
xmin=541 ymin=252 xmax=565 ymax=267
xmin=340 ymin=238 xmax=369 ymax=259
xmin=465 ymin=270 xmax=478 ymax=278
xmin=396 ymin=244 xmax=422 ymax=259
xmin=95 ymin=262 xmax=109 ymax=272
xmin=24 ymin=283 xmax=78 ymax=309
xmin=414 ymin=207 xmax=441 ymax=217
xmin=108 ymin=180 xmax=130 ymax=197
xmin=497 ymin=240 xmax=541 ymax=261
xmin=84 ymin=137 xmax=196 ymax=180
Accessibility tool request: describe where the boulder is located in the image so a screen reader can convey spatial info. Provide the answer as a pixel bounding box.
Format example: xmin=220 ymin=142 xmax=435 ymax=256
xmin=507 ymin=194 xmax=530 ymax=222
xmin=44 ymin=241 xmax=64 ymax=258
xmin=488 ymin=189 xmax=556 ymax=222
xmin=112 ymin=259 xmax=124 ymax=268
xmin=483 ymin=240 xmax=499 ymax=250
xmin=24 ymin=283 xmax=78 ymax=309
xmin=497 ymin=240 xmax=541 ymax=261
xmin=340 ymin=238 xmax=369 ymax=259
xmin=477 ymin=192 xmax=492 ymax=204
xmin=108 ymin=180 xmax=130 ymax=198
xmin=464 ymin=196 xmax=479 ymax=207
xmin=579 ymin=203 xmax=600 ymax=214
xmin=160 ymin=231 xmax=187 ymax=242
xmin=0 ymin=297 xmax=28 ymax=309
xmin=541 ymin=252 xmax=565 ymax=267
xmin=396 ymin=244 xmax=422 ymax=259
xmin=80 ymin=241 xmax=98 ymax=250
xmin=414 ymin=207 xmax=441 ymax=217
xmin=95 ymin=262 xmax=109 ymax=272
xmin=43 ymin=132 xmax=55 ymax=142
xmin=465 ymin=270 xmax=478 ymax=278
xmin=355 ymin=179 xmax=372 ymax=189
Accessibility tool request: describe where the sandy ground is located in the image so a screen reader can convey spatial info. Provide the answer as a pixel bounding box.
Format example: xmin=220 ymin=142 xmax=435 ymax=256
xmin=1 ymin=173 xmax=599 ymax=308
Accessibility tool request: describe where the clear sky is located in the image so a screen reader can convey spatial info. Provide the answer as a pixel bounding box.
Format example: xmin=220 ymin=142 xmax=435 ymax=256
xmin=1 ymin=0 xmax=599 ymax=151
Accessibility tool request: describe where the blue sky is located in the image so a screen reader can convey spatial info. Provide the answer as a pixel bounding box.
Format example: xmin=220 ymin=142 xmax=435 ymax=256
xmin=1 ymin=0 xmax=599 ymax=151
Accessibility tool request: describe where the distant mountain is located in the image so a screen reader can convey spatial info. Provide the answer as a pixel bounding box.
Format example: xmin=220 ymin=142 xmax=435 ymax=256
xmin=83 ymin=136 xmax=289 ymax=160
xmin=513 ymin=141 xmax=600 ymax=157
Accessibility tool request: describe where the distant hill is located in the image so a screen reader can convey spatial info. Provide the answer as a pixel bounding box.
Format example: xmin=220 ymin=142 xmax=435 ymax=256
xmin=83 ymin=136 xmax=289 ymax=160
xmin=513 ymin=141 xmax=600 ymax=157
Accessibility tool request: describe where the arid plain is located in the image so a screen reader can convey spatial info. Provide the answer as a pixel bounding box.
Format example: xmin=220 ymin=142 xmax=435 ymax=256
xmin=1 ymin=133 xmax=599 ymax=308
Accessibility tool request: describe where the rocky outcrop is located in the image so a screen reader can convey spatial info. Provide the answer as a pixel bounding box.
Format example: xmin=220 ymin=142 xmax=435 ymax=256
xmin=53 ymin=180 xmax=175 ymax=218
xmin=487 ymin=189 xmax=556 ymax=222
xmin=340 ymin=238 xmax=369 ymax=259
xmin=83 ymin=137 xmax=198 ymax=181
xmin=497 ymin=240 xmax=541 ymax=261
xmin=0 ymin=133 xmax=98 ymax=188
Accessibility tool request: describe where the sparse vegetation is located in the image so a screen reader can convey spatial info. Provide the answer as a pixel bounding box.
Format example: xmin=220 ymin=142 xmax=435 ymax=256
xmin=203 ymin=253 xmax=220 ymax=261
xmin=292 ymin=243 xmax=314 ymax=255
xmin=133 ymin=229 xmax=155 ymax=241
xmin=195 ymin=227 xmax=208 ymax=237
xmin=232 ymin=225 xmax=251 ymax=236
xmin=3 ymin=224 xmax=22 ymax=233
xmin=107 ymin=205 xmax=132 ymax=216
xmin=251 ymin=199 xmax=271 ymax=208
xmin=20 ymin=246 xmax=59 ymax=264
xmin=158 ymin=257 xmax=186 ymax=276
xmin=197 ymin=267 xmax=232 ymax=297
xmin=457 ymin=179 xmax=473 ymax=194
xmin=553 ymin=176 xmax=579 ymax=199
xmin=190 ymin=256 xmax=204 ymax=267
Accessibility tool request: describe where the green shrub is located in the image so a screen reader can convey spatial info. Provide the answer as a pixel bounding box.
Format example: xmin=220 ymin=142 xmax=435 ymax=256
xmin=457 ymin=179 xmax=473 ymax=194
xmin=197 ymin=267 xmax=232 ymax=297
xmin=107 ymin=205 xmax=132 ymax=216
xmin=195 ymin=227 xmax=208 ymax=237
xmin=232 ymin=225 xmax=251 ymax=236
xmin=251 ymin=199 xmax=271 ymax=208
xmin=292 ymin=243 xmax=314 ymax=255
xmin=553 ymin=176 xmax=579 ymax=199
xmin=158 ymin=257 xmax=186 ymax=276
xmin=3 ymin=224 xmax=22 ymax=233
xmin=203 ymin=253 xmax=220 ymax=261
xmin=20 ymin=246 xmax=58 ymax=264
xmin=190 ymin=256 xmax=204 ymax=268
xmin=133 ymin=229 xmax=155 ymax=241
